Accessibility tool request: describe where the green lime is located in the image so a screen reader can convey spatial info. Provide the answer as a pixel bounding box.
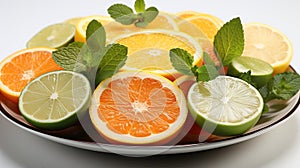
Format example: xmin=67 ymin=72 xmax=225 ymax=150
xmin=18 ymin=70 xmax=91 ymax=130
xmin=227 ymin=56 xmax=274 ymax=88
xmin=187 ymin=76 xmax=264 ymax=136
xmin=26 ymin=23 xmax=75 ymax=48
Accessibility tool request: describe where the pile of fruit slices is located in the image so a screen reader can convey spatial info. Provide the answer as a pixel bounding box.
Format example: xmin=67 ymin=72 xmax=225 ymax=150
xmin=0 ymin=10 xmax=297 ymax=146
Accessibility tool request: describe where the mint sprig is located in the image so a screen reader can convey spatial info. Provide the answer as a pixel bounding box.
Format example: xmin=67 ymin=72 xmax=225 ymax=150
xmin=52 ymin=20 xmax=128 ymax=87
xmin=259 ymin=72 xmax=300 ymax=102
xmin=214 ymin=17 xmax=244 ymax=66
xmin=169 ymin=48 xmax=219 ymax=82
xmin=108 ymin=0 xmax=158 ymax=27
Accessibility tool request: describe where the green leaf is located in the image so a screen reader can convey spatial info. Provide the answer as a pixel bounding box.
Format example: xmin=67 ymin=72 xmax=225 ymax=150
xmin=203 ymin=52 xmax=216 ymax=66
xmin=86 ymin=20 xmax=106 ymax=51
xmin=169 ymin=48 xmax=194 ymax=76
xmin=213 ymin=17 xmax=244 ymax=65
xmin=237 ymin=70 xmax=258 ymax=88
xmin=259 ymin=72 xmax=300 ymax=102
xmin=134 ymin=0 xmax=145 ymax=13
xmin=143 ymin=7 xmax=159 ymax=23
xmin=108 ymin=4 xmax=135 ymax=25
xmin=196 ymin=65 xmax=219 ymax=82
xmin=67 ymin=42 xmax=84 ymax=48
xmin=95 ymin=44 xmax=128 ymax=84
xmin=52 ymin=46 xmax=85 ymax=71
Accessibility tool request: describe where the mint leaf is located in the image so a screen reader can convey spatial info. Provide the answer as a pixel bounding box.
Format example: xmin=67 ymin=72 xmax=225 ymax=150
xmin=237 ymin=70 xmax=258 ymax=88
xmin=196 ymin=65 xmax=219 ymax=82
xmin=86 ymin=20 xmax=106 ymax=51
xmin=67 ymin=42 xmax=84 ymax=48
xmin=169 ymin=48 xmax=194 ymax=76
xmin=95 ymin=44 xmax=128 ymax=84
xmin=143 ymin=7 xmax=159 ymax=23
xmin=108 ymin=4 xmax=135 ymax=25
xmin=52 ymin=45 xmax=85 ymax=71
xmin=107 ymin=1 xmax=158 ymax=27
xmin=214 ymin=17 xmax=244 ymax=65
xmin=134 ymin=0 xmax=145 ymax=13
xmin=203 ymin=52 xmax=216 ymax=66
xmin=259 ymin=72 xmax=300 ymax=102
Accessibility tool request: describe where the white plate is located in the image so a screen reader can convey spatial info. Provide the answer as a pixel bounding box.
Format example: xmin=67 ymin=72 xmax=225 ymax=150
xmin=0 ymin=68 xmax=299 ymax=156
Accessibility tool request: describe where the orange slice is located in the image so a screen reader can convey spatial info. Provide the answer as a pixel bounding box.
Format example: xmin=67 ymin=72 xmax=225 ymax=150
xmin=89 ymin=71 xmax=188 ymax=145
xmin=176 ymin=11 xmax=224 ymax=41
xmin=111 ymin=29 xmax=202 ymax=80
xmin=242 ymin=23 xmax=293 ymax=74
xmin=0 ymin=48 xmax=63 ymax=102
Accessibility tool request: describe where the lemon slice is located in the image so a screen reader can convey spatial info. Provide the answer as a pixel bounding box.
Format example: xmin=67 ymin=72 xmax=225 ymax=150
xmin=18 ymin=70 xmax=91 ymax=130
xmin=188 ymin=76 xmax=264 ymax=136
xmin=26 ymin=23 xmax=75 ymax=48
xmin=242 ymin=23 xmax=293 ymax=74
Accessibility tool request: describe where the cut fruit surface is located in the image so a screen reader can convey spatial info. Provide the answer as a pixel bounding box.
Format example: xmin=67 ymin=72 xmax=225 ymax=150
xmin=228 ymin=56 xmax=274 ymax=88
xmin=188 ymin=76 xmax=264 ymax=136
xmin=242 ymin=23 xmax=293 ymax=74
xmin=18 ymin=70 xmax=91 ymax=130
xmin=0 ymin=48 xmax=63 ymax=102
xmin=26 ymin=23 xmax=76 ymax=48
xmin=176 ymin=12 xmax=223 ymax=41
xmin=111 ymin=29 xmax=202 ymax=80
xmin=89 ymin=71 xmax=188 ymax=145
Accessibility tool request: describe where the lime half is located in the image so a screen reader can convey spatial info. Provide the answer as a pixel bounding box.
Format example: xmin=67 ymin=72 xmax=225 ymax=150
xmin=19 ymin=70 xmax=91 ymax=130
xmin=227 ymin=56 xmax=274 ymax=88
xmin=26 ymin=23 xmax=75 ymax=48
xmin=187 ymin=76 xmax=264 ymax=136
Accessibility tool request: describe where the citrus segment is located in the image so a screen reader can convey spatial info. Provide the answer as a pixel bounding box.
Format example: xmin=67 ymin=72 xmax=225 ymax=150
xmin=0 ymin=48 xmax=63 ymax=102
xmin=188 ymin=76 xmax=264 ymax=136
xmin=26 ymin=23 xmax=76 ymax=48
xmin=18 ymin=70 xmax=91 ymax=130
xmin=112 ymin=29 xmax=202 ymax=80
xmin=89 ymin=71 xmax=188 ymax=145
xmin=242 ymin=23 xmax=293 ymax=74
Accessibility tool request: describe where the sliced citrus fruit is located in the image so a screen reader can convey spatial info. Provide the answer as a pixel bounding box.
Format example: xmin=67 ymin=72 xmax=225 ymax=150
xmin=75 ymin=15 xmax=113 ymax=42
xmin=89 ymin=71 xmax=188 ymax=145
xmin=228 ymin=56 xmax=274 ymax=88
xmin=242 ymin=23 xmax=293 ymax=74
xmin=18 ymin=70 xmax=91 ymax=130
xmin=111 ymin=29 xmax=202 ymax=80
xmin=188 ymin=76 xmax=264 ymax=136
xmin=176 ymin=12 xmax=224 ymax=41
xmin=0 ymin=48 xmax=63 ymax=102
xmin=26 ymin=23 xmax=76 ymax=48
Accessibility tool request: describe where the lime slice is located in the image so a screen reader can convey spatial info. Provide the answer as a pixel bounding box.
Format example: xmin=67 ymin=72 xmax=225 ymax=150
xmin=26 ymin=23 xmax=76 ymax=48
xmin=187 ymin=76 xmax=264 ymax=136
xmin=18 ymin=70 xmax=91 ymax=130
xmin=227 ymin=56 xmax=273 ymax=88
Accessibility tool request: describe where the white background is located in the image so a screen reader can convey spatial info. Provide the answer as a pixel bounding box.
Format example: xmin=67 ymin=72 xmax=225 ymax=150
xmin=0 ymin=0 xmax=300 ymax=167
